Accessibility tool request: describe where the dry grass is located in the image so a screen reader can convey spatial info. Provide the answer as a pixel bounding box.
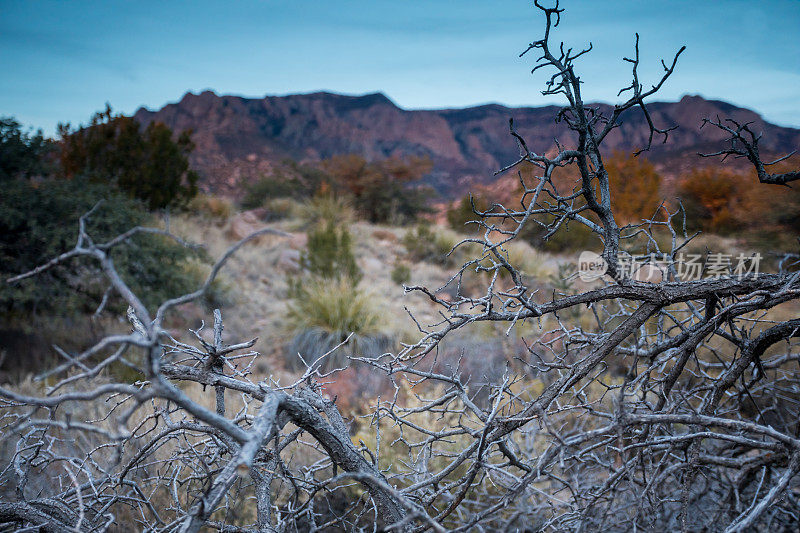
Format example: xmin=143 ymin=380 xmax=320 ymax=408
xmin=136 ymin=207 xmax=567 ymax=378
xmin=296 ymin=194 xmax=355 ymax=228
xmin=187 ymin=193 xmax=234 ymax=221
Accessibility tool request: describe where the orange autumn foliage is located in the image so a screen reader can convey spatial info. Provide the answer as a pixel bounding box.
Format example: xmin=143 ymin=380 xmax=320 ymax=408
xmin=521 ymin=152 xmax=663 ymax=225
xmin=677 ymin=154 xmax=800 ymax=239
xmin=604 ymin=152 xmax=663 ymax=224
xmin=677 ymin=168 xmax=748 ymax=234
xmin=320 ymin=154 xmax=433 ymax=223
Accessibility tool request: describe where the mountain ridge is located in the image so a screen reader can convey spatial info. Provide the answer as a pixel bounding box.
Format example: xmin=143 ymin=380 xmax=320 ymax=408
xmin=134 ymin=91 xmax=800 ymax=197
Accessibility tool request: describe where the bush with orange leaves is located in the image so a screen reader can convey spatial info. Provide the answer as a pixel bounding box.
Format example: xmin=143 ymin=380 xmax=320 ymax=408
xmin=507 ymin=152 xmax=664 ymax=251
xmin=321 ymin=154 xmax=434 ymax=224
xmin=677 ymin=168 xmax=747 ymax=234
xmin=603 ymin=151 xmax=663 ymax=224
xmin=677 ymin=155 xmax=800 ymax=242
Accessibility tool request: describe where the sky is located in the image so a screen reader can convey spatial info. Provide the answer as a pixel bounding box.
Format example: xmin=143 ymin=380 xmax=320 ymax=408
xmin=2 ymin=0 xmax=799 ymax=136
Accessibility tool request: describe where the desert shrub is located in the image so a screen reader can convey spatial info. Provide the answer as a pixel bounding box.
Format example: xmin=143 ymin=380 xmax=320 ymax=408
xmin=188 ymin=193 xmax=233 ymax=221
xmin=0 ymin=176 xmax=200 ymax=317
xmin=299 ymin=220 xmax=362 ymax=284
xmin=287 ymin=280 xmax=380 ymax=340
xmin=241 ymin=158 xmax=335 ymax=210
xmin=322 ymin=154 xmax=434 ymax=224
xmin=242 ymin=176 xmax=292 ymax=209
xmin=281 ymin=158 xmax=331 ymax=194
xmin=447 ymin=194 xmax=489 ymax=232
xmin=240 ymin=172 xmax=310 ymax=210
xmin=511 ymin=153 xmax=662 ymax=227
xmin=520 ymin=215 xmax=601 ymax=253
xmin=402 ymin=225 xmax=458 ymax=267
xmin=675 ymin=157 xmax=800 ymax=251
xmin=541 ymin=221 xmax=601 ymax=252
xmin=757 ymin=155 xmax=800 ymax=234
xmin=285 ymin=216 xmax=390 ymax=368
xmin=263 ymin=197 xmax=300 ymax=221
xmin=604 ymin=151 xmax=663 ymax=223
xmin=391 ymin=263 xmax=411 ymax=285
xmin=677 ymin=168 xmax=747 ymax=234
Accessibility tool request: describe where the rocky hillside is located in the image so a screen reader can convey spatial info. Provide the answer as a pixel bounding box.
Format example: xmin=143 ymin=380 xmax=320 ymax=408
xmin=134 ymin=91 xmax=800 ymax=197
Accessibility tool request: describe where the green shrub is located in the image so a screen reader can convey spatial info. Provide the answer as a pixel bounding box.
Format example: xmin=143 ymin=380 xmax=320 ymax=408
xmin=288 ymin=278 xmax=379 ymax=338
xmin=321 ymin=154 xmax=434 ymax=224
xmin=402 ymin=225 xmax=458 ymax=267
xmin=391 ymin=263 xmax=411 ymax=285
xmin=0 ymin=177 xmax=201 ymax=317
xmin=282 ymin=158 xmax=330 ymax=195
xmin=520 ymin=216 xmax=601 ymax=253
xmin=300 ymin=220 xmax=362 ymax=284
xmin=241 ymin=159 xmax=333 ymax=210
xmin=446 ymin=194 xmax=488 ymax=233
xmin=241 ymin=173 xmax=302 ymax=210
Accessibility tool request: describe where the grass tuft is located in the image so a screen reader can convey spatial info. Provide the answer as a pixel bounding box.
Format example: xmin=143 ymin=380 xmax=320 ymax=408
xmin=297 ymin=194 xmax=355 ymax=227
xmin=285 ymin=278 xmax=387 ymax=368
xmin=187 ymin=194 xmax=234 ymax=221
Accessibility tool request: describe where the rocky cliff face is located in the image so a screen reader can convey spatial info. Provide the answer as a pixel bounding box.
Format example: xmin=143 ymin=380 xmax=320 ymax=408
xmin=134 ymin=91 xmax=800 ymax=197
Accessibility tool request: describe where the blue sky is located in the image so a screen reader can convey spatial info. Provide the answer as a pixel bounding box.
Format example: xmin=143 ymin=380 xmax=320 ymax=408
xmin=2 ymin=0 xmax=799 ymax=135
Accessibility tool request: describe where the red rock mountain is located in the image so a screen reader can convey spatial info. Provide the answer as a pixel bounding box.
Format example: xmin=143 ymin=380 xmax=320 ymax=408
xmin=134 ymin=91 xmax=800 ymax=197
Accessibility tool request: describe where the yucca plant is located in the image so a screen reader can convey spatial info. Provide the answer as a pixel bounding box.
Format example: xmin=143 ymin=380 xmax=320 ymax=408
xmin=285 ymin=278 xmax=388 ymax=369
xmin=297 ymin=193 xmax=355 ymax=227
